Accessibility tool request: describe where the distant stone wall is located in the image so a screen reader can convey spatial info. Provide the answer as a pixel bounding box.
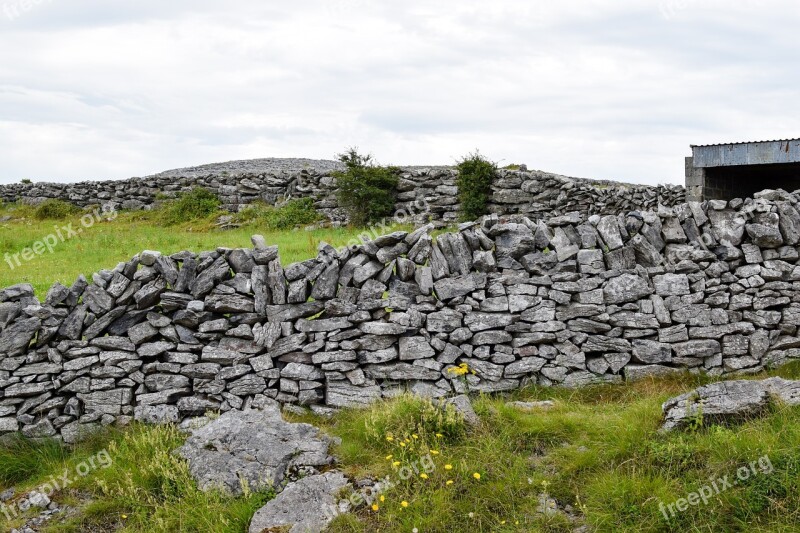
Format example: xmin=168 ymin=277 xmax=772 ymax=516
xmin=0 ymin=163 xmax=685 ymax=224
xmin=2 ymin=188 xmax=800 ymax=442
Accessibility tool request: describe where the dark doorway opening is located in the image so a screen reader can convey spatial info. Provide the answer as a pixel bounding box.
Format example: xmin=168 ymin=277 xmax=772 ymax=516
xmin=703 ymin=162 xmax=800 ymax=200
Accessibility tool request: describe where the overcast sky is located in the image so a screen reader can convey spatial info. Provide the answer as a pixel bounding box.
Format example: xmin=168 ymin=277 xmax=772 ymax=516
xmin=0 ymin=0 xmax=798 ymax=185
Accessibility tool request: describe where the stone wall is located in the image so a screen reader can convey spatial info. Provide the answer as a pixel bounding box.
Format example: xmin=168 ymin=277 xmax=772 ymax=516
xmin=3 ymin=189 xmax=799 ymax=442
xmin=0 ymin=162 xmax=685 ymax=224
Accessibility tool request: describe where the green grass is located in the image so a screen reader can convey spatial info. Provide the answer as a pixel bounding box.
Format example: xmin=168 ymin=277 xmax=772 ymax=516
xmin=319 ymin=364 xmax=800 ymax=533
xmin=0 ymin=424 xmax=271 ymax=533
xmin=0 ymin=365 xmax=798 ymax=532
xmin=0 ymin=202 xmax=412 ymax=296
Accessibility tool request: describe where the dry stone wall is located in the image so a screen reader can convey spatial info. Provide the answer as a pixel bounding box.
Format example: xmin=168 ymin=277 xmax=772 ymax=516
xmin=3 ymin=189 xmax=799 ymax=442
xmin=0 ymin=161 xmax=684 ymax=224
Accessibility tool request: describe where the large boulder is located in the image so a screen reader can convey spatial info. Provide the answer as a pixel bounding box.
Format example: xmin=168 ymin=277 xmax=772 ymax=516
xmin=661 ymin=377 xmax=800 ymax=431
xmin=176 ymin=407 xmax=336 ymax=495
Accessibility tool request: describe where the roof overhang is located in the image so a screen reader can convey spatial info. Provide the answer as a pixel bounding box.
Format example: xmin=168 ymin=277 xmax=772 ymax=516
xmin=691 ymin=139 xmax=800 ymax=168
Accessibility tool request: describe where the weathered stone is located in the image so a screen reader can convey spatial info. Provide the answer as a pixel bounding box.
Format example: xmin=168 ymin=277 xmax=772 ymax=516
xmin=661 ymin=378 xmax=800 ymax=431
xmin=399 ymin=336 xmax=436 ymax=360
xmin=248 ymin=472 xmax=350 ymax=533
xmin=652 ymin=273 xmax=690 ymax=296
xmin=603 ymin=274 xmax=652 ymax=304
xmin=632 ymin=339 xmax=672 ymax=364
xmin=177 ymin=407 xmax=335 ymax=496
xmin=326 ymin=381 xmax=382 ymax=408
xmin=596 ymin=215 xmax=623 ymax=250
xmin=134 ymin=405 xmax=180 ymax=425
xmin=504 ymin=357 xmax=546 ymax=377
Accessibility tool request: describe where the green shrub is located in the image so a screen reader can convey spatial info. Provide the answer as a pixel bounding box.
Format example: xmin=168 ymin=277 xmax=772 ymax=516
xmin=157 ymin=187 xmax=221 ymax=226
xmin=334 ymin=148 xmax=399 ymax=227
xmin=456 ymin=151 xmax=497 ymax=221
xmin=33 ymin=199 xmax=80 ymax=220
xmin=233 ymin=198 xmax=322 ymax=230
xmin=20 ymin=178 xmax=32 ymax=184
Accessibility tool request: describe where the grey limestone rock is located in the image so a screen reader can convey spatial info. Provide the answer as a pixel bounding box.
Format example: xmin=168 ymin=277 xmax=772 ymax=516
xmin=248 ymin=471 xmax=350 ymax=533
xmin=177 ymin=407 xmax=335 ymax=496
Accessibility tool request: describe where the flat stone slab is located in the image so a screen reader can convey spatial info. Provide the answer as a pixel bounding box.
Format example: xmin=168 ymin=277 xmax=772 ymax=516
xmin=248 ymin=471 xmax=350 ymax=533
xmin=176 ymin=406 xmax=335 ymax=496
xmin=661 ymin=377 xmax=800 ymax=431
xmin=506 ymin=400 xmax=556 ymax=411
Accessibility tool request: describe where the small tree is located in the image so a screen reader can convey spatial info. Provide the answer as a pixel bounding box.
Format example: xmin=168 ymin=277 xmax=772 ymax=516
xmin=334 ymin=148 xmax=399 ymax=226
xmin=456 ymin=151 xmax=497 ymax=221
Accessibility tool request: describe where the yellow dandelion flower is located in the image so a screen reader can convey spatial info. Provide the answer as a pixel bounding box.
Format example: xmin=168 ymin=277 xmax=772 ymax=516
xmin=386 ymin=436 xmax=394 ymax=442
xmin=444 ymin=464 xmax=453 ymax=470
xmin=473 ymin=472 xmax=481 ymax=480
xmin=400 ymin=442 xmax=406 ymax=447
xmin=380 ymin=495 xmax=385 ymax=502
xmin=500 ymin=520 xmax=506 ymax=525
xmin=392 ymin=461 xmax=401 ymax=467
xmin=401 ymin=501 xmax=409 ymax=508
xmin=385 ymin=454 xmax=393 ymax=460
xmin=435 ymin=433 xmax=443 ymax=438
xmin=121 ymin=515 xmax=128 ymax=520
xmin=420 ymin=473 xmax=428 ymax=479
xmin=430 ymin=450 xmax=440 ymax=455
xmin=372 ymin=504 xmax=379 ymax=512
xmin=446 ymin=480 xmax=454 ymax=485
xmin=412 ymin=434 xmax=419 ymax=439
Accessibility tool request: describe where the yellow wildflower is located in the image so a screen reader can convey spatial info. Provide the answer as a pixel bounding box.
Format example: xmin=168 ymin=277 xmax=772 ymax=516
xmin=393 ymin=461 xmax=401 ymax=467
xmin=385 ymin=454 xmax=393 ymax=460
xmin=386 ymin=436 xmax=394 ymax=442
xmin=473 ymin=472 xmax=481 ymax=480
xmin=400 ymin=442 xmax=406 ymax=447
xmin=372 ymin=504 xmax=379 ymax=511
xmin=412 ymin=434 xmax=419 ymax=439
xmin=435 ymin=433 xmax=443 ymax=438
xmin=401 ymin=501 xmax=409 ymax=508
xmin=380 ymin=495 xmax=385 ymax=502
xmin=447 ymin=363 xmax=471 ymax=376
xmin=430 ymin=450 xmax=440 ymax=455
xmin=446 ymin=480 xmax=454 ymax=485
xmin=444 ymin=464 xmax=453 ymax=470
xmin=420 ymin=473 xmax=428 ymax=479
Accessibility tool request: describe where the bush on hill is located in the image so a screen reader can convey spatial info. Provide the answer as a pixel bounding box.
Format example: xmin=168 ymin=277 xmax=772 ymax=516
xmin=334 ymin=148 xmax=399 ymax=227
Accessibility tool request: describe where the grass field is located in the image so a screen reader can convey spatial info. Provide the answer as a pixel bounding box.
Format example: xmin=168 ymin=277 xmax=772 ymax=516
xmin=0 ymin=202 xmax=412 ymax=296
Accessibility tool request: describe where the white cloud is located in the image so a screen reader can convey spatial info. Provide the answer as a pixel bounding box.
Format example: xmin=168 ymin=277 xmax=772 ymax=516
xmin=0 ymin=0 xmax=798 ymax=184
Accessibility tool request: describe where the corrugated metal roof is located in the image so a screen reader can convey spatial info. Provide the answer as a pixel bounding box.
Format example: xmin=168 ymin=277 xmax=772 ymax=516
xmin=691 ymin=139 xmax=800 ymax=168
xmin=691 ymin=138 xmax=800 ymax=148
